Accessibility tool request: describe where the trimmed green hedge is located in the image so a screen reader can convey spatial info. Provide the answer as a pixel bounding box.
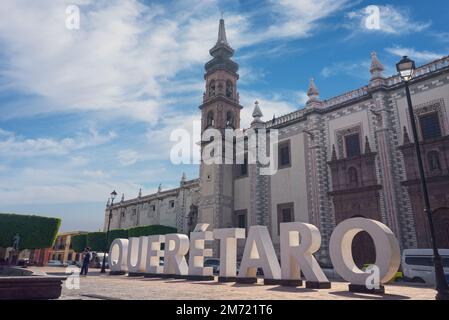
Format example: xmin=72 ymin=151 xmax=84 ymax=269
xmin=128 ymin=225 xmax=177 ymax=238
xmin=107 ymin=229 xmax=128 ymax=248
xmin=0 ymin=213 xmax=61 ymax=250
xmin=73 ymin=225 xmax=176 ymax=253
xmin=71 ymin=234 xmax=87 ymax=253
xmin=87 ymin=232 xmax=107 ymax=252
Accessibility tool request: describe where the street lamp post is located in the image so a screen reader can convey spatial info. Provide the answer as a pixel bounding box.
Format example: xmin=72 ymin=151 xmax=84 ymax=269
xmin=101 ymin=190 xmax=117 ymax=274
xmin=397 ymin=56 xmax=449 ymax=300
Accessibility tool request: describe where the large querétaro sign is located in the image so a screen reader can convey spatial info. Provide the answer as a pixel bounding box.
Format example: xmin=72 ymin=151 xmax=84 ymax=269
xmin=108 ymin=217 xmax=401 ymax=293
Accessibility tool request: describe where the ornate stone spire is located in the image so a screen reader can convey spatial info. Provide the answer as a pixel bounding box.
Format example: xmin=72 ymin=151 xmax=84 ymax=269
xmin=205 ymin=19 xmax=238 ymax=74
xmin=306 ymin=78 xmax=322 ymax=108
xmin=403 ymin=126 xmax=411 ymax=144
xmin=331 ymin=145 xmax=337 ymax=161
xmin=364 ymin=136 xmax=372 ymax=154
xmin=370 ymin=52 xmax=385 ymax=79
xmin=121 ymin=193 xmax=125 ymax=202
xmin=217 ymin=18 xmax=228 ymax=46
xmin=158 ymin=184 xmax=162 ymax=193
xmin=251 ymin=101 xmax=264 ymax=127
xmin=307 ymin=78 xmax=319 ymax=100
xmin=181 ymin=172 xmax=186 ymax=184
xmin=138 ymin=188 xmax=142 ymax=198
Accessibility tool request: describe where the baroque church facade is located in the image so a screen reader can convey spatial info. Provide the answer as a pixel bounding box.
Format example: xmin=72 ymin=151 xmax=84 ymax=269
xmin=104 ymin=19 xmax=449 ymax=266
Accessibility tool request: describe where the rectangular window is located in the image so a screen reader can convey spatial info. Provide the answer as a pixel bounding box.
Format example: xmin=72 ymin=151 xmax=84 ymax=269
xmin=170 ymin=200 xmax=175 ymax=208
xmin=419 ymin=112 xmax=442 ymax=140
xmin=277 ymin=203 xmax=294 ymax=235
xmin=345 ymin=133 xmax=361 ymax=158
xmin=234 ymin=210 xmax=247 ymax=229
xmin=278 ymin=141 xmax=291 ymax=169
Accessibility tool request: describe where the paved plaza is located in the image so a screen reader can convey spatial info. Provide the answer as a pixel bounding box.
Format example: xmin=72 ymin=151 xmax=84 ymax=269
xmin=33 ymin=267 xmax=436 ymax=300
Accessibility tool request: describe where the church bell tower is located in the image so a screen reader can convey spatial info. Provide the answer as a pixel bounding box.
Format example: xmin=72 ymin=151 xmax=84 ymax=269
xmin=198 ymin=18 xmax=243 ymax=229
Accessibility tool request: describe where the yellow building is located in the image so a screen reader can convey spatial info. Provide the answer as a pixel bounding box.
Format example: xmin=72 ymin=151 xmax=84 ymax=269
xmin=50 ymin=231 xmax=87 ymax=265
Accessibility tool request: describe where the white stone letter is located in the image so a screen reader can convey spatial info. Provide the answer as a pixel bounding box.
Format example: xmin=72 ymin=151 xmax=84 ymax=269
xmin=329 ymin=218 xmax=400 ymax=286
xmin=238 ymin=226 xmax=281 ymax=279
xmin=109 ymin=238 xmax=129 ymax=273
xmin=145 ymin=235 xmax=165 ymax=274
xmin=127 ymin=236 xmax=148 ymax=273
xmin=214 ymin=228 xmax=246 ymax=278
xmin=280 ymin=222 xmax=329 ymax=283
xmin=188 ymin=224 xmax=213 ymax=276
xmin=164 ymin=234 xmax=189 ymax=275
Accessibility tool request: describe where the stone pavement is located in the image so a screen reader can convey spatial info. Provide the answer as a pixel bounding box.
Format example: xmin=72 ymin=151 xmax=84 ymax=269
xmin=35 ymin=267 xmax=436 ymax=300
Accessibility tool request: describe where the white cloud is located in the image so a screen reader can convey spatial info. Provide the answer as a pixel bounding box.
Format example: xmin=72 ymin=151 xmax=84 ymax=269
xmin=0 ymin=0 xmax=351 ymax=123
xmin=0 ymin=0 xmax=353 ymax=212
xmin=0 ymin=128 xmax=115 ymax=157
xmin=320 ymin=60 xmax=371 ymax=79
xmin=259 ymin=0 xmax=351 ymax=41
xmin=295 ymin=91 xmax=309 ymax=105
xmin=346 ymin=5 xmax=431 ymax=36
xmin=118 ymin=149 xmax=139 ymax=167
xmin=385 ymin=46 xmax=445 ymax=63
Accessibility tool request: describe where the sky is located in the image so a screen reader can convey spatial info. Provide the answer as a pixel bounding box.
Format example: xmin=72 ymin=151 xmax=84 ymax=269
xmin=0 ymin=0 xmax=448 ymax=232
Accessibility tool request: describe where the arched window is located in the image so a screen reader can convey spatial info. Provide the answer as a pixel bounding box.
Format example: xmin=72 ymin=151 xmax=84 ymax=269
xmin=209 ymin=80 xmax=216 ymax=97
xmin=206 ymin=111 xmax=214 ymax=128
xmin=226 ymin=111 xmax=235 ymax=129
xmin=428 ymin=151 xmax=442 ymax=171
xmin=226 ymin=80 xmax=233 ymax=98
xmin=348 ymin=167 xmax=358 ymax=187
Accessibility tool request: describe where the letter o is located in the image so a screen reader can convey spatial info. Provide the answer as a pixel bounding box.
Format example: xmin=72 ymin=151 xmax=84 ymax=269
xmin=329 ymin=218 xmax=400 ymax=285
xmin=109 ymin=238 xmax=129 ymax=272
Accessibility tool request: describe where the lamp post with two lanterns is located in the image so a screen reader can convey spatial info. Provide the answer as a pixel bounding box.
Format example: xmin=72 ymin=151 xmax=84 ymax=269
xmin=396 ymin=56 xmax=449 ymax=300
xmin=101 ymin=190 xmax=117 ymax=274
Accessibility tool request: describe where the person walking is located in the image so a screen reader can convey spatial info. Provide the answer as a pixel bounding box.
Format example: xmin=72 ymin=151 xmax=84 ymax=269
xmin=80 ymin=247 xmax=91 ymax=276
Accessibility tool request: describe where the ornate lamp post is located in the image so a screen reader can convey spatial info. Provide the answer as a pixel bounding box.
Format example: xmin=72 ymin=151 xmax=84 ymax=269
xmin=101 ymin=190 xmax=117 ymax=274
xmin=397 ymin=56 xmax=449 ymax=300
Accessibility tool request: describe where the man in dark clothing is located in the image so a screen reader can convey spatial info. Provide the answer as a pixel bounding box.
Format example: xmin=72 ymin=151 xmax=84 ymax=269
xmin=80 ymin=247 xmax=91 ymax=276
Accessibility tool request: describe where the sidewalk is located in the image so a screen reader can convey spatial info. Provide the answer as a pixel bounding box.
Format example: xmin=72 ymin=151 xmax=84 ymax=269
xmin=33 ymin=267 xmax=436 ymax=300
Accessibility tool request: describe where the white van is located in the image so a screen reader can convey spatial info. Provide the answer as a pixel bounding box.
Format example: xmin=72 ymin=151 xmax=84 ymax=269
xmin=402 ymin=249 xmax=449 ymax=285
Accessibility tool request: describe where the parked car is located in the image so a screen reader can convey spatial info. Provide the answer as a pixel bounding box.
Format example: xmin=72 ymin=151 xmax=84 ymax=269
xmin=16 ymin=258 xmax=29 ymax=267
xmin=92 ymin=253 xmax=108 ymax=268
xmin=66 ymin=260 xmax=78 ymax=266
xmin=47 ymin=260 xmax=65 ymax=267
xmin=204 ymin=258 xmax=220 ymax=274
xmin=402 ymin=249 xmax=449 ymax=285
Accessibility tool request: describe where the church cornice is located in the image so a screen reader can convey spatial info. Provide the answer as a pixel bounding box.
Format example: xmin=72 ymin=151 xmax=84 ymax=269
xmin=108 ymin=179 xmax=200 ymax=209
xmin=266 ymin=56 xmax=449 ymax=130
xmin=328 ymin=184 xmax=382 ymax=196
xmin=327 ymin=151 xmax=377 ymax=166
xmin=199 ymin=95 xmax=243 ymax=110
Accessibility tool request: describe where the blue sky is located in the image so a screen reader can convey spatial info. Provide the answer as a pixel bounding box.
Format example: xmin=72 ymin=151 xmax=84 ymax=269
xmin=0 ymin=0 xmax=448 ymax=232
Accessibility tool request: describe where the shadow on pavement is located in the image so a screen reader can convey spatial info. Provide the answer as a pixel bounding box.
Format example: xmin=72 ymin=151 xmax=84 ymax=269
xmin=330 ymin=291 xmax=410 ymax=300
xmin=267 ymin=286 xmax=317 ymax=294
